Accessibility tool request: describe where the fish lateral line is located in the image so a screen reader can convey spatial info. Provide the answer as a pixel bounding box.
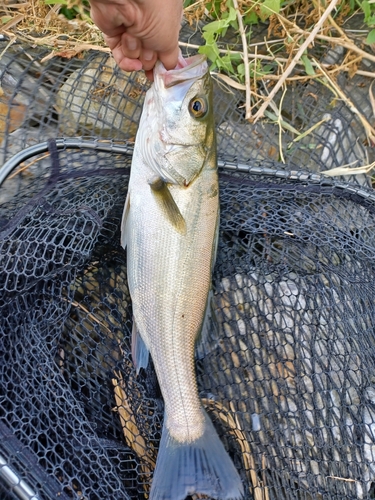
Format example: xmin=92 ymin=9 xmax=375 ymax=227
xmin=148 ymin=175 xmax=187 ymax=235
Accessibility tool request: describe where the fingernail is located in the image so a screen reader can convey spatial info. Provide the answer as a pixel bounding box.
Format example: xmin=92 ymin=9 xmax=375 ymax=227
xmin=143 ymin=50 xmax=154 ymax=61
xmin=126 ymin=38 xmax=137 ymax=51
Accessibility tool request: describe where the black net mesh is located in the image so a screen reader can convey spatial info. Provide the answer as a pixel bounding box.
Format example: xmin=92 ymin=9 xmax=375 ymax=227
xmin=1 ymin=17 xmax=375 ymax=500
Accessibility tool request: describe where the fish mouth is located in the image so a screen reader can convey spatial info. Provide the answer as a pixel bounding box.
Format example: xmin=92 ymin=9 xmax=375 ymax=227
xmin=156 ymin=53 xmax=208 ymax=89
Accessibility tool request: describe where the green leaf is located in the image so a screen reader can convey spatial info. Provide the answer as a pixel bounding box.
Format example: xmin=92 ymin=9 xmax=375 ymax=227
xmin=301 ymin=55 xmax=315 ymax=76
xmin=1 ymin=16 xmax=12 ymax=23
xmin=367 ymin=28 xmax=375 ymax=43
xmin=60 ymin=6 xmax=77 ymax=19
xmin=263 ymin=64 xmax=275 ymax=74
xmin=237 ymin=63 xmax=245 ymax=78
xmin=229 ymin=52 xmax=243 ymax=63
xmin=198 ymin=43 xmax=220 ymax=63
xmin=249 ymin=60 xmax=264 ymax=77
xmin=259 ymin=0 xmax=280 ymax=21
xmin=244 ymin=10 xmax=259 ymax=25
xmin=202 ymin=29 xmax=215 ymax=45
xmin=217 ymin=53 xmax=235 ymax=73
xmin=227 ymin=7 xmax=239 ymax=31
xmin=206 ymin=0 xmax=222 ymax=19
xmin=361 ymin=0 xmax=371 ymax=21
xmin=203 ymin=5 xmax=237 ymax=36
xmin=226 ymin=6 xmax=237 ymax=23
xmin=203 ymin=18 xmax=229 ymax=34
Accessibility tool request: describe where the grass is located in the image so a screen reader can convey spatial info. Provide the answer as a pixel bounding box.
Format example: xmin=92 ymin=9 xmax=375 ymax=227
xmin=2 ymin=0 xmax=375 ymax=163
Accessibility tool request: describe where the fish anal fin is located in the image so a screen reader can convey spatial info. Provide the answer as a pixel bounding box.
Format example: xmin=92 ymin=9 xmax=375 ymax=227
xmin=148 ymin=176 xmax=186 ymax=235
xmin=131 ymin=319 xmax=149 ymax=375
xmin=195 ymin=289 xmax=218 ymax=360
xmin=150 ymin=409 xmax=244 ymax=500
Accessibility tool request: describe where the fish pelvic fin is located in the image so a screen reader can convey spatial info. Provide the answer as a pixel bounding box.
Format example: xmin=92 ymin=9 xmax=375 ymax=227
xmin=150 ymin=409 xmax=244 ymax=500
xmin=148 ymin=176 xmax=186 ymax=235
xmin=120 ymin=191 xmax=130 ymax=249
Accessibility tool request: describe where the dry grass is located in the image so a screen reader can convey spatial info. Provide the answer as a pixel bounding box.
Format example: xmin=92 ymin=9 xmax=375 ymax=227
xmin=2 ymin=0 xmax=375 ymax=140
xmin=1 ymin=0 xmax=107 ymax=58
xmin=185 ymin=0 xmax=375 ymax=130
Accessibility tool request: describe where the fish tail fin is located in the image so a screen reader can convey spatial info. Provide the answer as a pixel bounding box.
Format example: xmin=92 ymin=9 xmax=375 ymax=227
xmin=150 ymin=409 xmax=244 ymax=500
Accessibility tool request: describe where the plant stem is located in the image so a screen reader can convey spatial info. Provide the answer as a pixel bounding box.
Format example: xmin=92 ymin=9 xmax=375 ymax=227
xmin=232 ymin=0 xmax=252 ymax=119
xmin=252 ymin=0 xmax=340 ymax=123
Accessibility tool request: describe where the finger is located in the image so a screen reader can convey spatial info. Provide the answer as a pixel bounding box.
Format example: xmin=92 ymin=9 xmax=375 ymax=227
xmin=121 ymin=33 xmax=141 ymax=59
xmin=145 ymin=69 xmax=154 ymax=82
xmin=117 ymin=57 xmax=143 ymax=73
xmin=103 ymin=33 xmax=123 ymax=51
xmin=111 ymin=44 xmax=143 ymax=72
xmin=158 ymin=45 xmax=181 ymax=71
xmin=139 ymin=49 xmax=157 ymax=73
xmin=90 ymin=3 xmax=127 ymax=37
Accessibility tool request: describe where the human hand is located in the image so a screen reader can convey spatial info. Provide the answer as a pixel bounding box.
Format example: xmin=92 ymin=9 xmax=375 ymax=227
xmin=89 ymin=0 xmax=183 ymax=80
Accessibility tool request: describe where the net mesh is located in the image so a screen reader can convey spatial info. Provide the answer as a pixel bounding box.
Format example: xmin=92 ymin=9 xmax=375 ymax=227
xmin=1 ymin=18 xmax=375 ymax=500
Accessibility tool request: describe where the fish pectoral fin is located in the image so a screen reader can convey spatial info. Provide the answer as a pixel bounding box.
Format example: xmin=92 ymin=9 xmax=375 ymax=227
xmin=120 ymin=191 xmax=130 ymax=249
xmin=148 ymin=176 xmax=186 ymax=235
xmin=131 ymin=318 xmax=149 ymax=375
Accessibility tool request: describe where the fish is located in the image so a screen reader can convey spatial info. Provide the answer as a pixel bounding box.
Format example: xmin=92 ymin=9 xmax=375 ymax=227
xmin=121 ymin=53 xmax=244 ymax=500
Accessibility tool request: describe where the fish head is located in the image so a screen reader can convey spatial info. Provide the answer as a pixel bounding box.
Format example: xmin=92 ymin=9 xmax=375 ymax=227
xmin=140 ymin=54 xmax=216 ymax=186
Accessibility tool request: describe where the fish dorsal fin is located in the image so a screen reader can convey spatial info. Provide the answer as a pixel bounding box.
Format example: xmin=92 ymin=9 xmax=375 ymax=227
xmin=131 ymin=318 xmax=149 ymax=375
xmin=148 ymin=176 xmax=186 ymax=234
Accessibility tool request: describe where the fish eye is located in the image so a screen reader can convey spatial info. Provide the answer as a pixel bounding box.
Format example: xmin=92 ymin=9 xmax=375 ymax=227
xmin=188 ymin=97 xmax=208 ymax=118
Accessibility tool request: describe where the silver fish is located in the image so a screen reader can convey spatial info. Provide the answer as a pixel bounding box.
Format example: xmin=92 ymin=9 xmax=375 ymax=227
xmin=121 ymin=54 xmax=244 ymax=500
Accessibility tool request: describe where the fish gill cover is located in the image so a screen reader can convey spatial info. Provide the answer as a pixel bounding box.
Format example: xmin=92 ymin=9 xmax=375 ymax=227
xmin=1 ymin=19 xmax=375 ymax=500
